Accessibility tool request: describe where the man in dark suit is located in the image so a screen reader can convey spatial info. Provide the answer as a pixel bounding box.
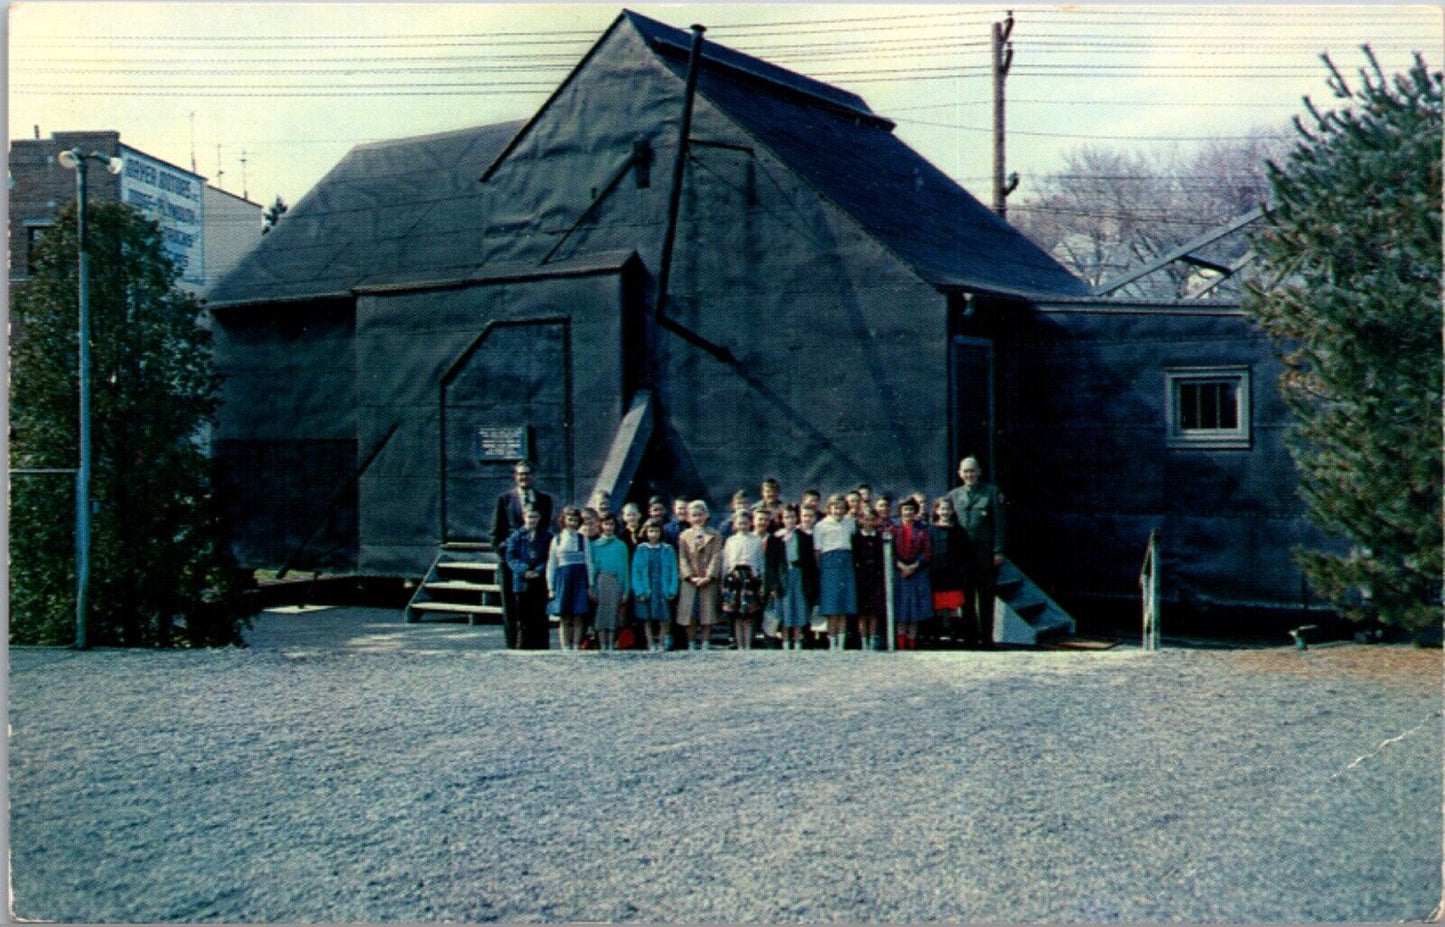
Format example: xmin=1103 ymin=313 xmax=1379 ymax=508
xmin=947 ymin=456 xmax=1005 ymax=648
xmin=491 ymin=461 xmax=554 ymax=648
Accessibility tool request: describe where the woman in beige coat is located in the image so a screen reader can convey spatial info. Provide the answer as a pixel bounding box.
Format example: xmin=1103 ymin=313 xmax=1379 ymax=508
xmin=676 ymin=500 xmax=722 ymax=649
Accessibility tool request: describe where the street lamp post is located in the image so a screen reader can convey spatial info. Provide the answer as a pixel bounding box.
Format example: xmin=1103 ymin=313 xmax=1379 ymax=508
xmin=57 ymin=147 xmax=122 ymax=650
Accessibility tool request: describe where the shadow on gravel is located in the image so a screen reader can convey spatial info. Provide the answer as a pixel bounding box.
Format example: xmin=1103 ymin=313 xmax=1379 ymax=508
xmin=243 ymin=607 xmax=1317 ymax=656
xmin=243 ymin=606 xmax=509 ymax=653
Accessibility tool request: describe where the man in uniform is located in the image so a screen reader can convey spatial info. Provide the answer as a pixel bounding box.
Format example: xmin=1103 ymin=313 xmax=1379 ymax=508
xmin=491 ymin=461 xmax=554 ymax=648
xmin=947 ymin=456 xmax=1005 ymax=648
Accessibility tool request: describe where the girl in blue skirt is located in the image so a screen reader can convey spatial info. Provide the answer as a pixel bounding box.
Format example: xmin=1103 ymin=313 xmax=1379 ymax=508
xmin=765 ymin=504 xmax=818 ymax=651
xmin=813 ymin=494 xmax=858 ymax=651
xmin=547 ymin=506 xmax=592 ymax=651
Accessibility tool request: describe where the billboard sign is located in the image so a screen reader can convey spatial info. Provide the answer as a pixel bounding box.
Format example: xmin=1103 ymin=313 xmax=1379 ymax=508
xmin=118 ymin=146 xmax=205 ymax=286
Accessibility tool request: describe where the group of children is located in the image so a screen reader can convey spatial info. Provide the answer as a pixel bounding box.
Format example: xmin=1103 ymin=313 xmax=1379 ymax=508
xmin=502 ymin=479 xmax=982 ymax=653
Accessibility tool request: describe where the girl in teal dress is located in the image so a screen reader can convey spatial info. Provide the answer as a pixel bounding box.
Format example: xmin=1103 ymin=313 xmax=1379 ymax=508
xmin=630 ymin=519 xmax=679 ymax=652
xmin=589 ymin=513 xmax=631 ymax=651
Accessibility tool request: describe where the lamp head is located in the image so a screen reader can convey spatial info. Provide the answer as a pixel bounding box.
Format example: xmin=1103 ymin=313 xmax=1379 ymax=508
xmin=57 ymin=149 xmax=121 ymax=174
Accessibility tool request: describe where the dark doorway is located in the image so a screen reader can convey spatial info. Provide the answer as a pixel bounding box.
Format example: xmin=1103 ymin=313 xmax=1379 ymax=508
xmin=951 ymin=336 xmax=995 ymax=479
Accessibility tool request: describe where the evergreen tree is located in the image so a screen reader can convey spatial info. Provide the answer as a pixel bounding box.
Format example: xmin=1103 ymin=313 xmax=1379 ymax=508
xmin=10 ymin=202 xmax=254 ymax=646
xmin=1245 ymin=49 xmax=1442 ymax=635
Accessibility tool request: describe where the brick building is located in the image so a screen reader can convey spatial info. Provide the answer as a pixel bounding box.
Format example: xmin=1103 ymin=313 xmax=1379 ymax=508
xmin=8 ymin=129 xmax=262 ymax=293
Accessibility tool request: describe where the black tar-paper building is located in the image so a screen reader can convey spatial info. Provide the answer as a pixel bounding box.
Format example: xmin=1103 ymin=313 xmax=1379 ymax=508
xmin=206 ymin=11 xmax=1329 ymax=620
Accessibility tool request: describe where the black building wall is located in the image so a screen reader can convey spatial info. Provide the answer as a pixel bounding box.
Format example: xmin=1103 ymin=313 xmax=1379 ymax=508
xmin=992 ymin=299 xmax=1333 ymax=614
xmin=210 ymin=298 xmax=358 ymax=568
xmin=653 ymin=104 xmax=950 ymax=503
xmin=477 ymin=21 xmax=953 ymax=511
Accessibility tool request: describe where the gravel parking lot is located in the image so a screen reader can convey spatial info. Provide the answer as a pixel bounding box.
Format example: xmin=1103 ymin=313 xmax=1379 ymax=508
xmin=9 ymin=607 xmax=1441 ymax=922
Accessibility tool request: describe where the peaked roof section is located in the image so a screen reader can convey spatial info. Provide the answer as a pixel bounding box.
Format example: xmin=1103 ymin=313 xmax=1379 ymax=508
xmin=206 ymin=121 xmax=523 ymax=307
xmin=622 ymin=11 xmax=1086 ymax=298
xmin=625 ymin=10 xmax=881 ymax=126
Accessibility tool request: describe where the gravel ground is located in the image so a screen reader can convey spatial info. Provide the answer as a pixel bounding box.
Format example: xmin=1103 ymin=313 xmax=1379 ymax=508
xmin=9 ymin=607 xmax=1442 ymax=923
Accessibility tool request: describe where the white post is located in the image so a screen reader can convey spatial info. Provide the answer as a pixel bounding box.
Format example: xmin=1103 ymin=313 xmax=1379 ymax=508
xmin=1140 ymin=530 xmax=1160 ymax=651
xmin=883 ymin=532 xmax=896 ymax=652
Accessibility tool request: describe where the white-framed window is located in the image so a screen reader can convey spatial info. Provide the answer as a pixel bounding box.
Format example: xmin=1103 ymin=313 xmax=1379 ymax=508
xmin=1165 ymin=366 xmax=1251 ymax=449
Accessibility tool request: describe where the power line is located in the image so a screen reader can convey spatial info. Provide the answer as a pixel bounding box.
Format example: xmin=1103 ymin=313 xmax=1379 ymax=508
xmin=29 ymin=15 xmax=1000 ymax=49
xmin=17 ymin=63 xmax=577 ymax=76
xmin=731 ymin=37 xmax=993 ymax=55
xmin=896 ymin=116 xmax=1291 ymax=142
xmin=10 ymin=86 xmax=560 ymax=98
xmin=14 ymin=36 xmax=995 ymax=70
xmin=26 ymin=27 xmax=601 ymax=42
xmin=1008 ymin=203 xmax=1243 ymax=227
xmin=711 ymin=9 xmax=1003 ymax=30
xmin=1022 ymin=8 xmax=1436 ymax=21
xmin=893 ymin=99 xmax=1302 ymax=110
xmin=808 ymin=64 xmax=989 ymax=78
xmin=11 ymin=53 xmax=585 ymax=66
xmin=1019 ymin=15 xmax=1437 ymax=29
xmin=19 ymin=36 xmax=599 ymax=49
xmin=1010 ymin=98 xmax=1301 ymax=108
xmin=10 ymin=57 xmax=1399 ymax=83
xmin=1024 ymin=37 xmax=1426 ymax=49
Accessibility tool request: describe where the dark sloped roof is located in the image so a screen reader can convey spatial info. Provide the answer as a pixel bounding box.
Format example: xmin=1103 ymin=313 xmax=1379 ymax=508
xmin=206 ymin=121 xmax=523 ymax=307
xmin=209 ymin=13 xmax=1085 ymax=308
xmin=628 ymin=11 xmax=1088 ymax=298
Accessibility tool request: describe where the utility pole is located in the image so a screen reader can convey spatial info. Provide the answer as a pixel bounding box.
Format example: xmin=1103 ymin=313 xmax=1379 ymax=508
xmin=240 ymin=149 xmax=249 ymax=201
xmin=992 ymin=10 xmax=1019 ymax=219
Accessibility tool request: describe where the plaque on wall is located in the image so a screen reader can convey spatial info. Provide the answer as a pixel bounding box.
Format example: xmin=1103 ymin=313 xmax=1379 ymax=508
xmin=475 ymin=425 xmax=530 ymax=463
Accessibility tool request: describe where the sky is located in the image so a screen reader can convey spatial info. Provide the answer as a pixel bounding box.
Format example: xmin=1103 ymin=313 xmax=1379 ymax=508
xmin=6 ymin=2 xmax=1441 ymax=214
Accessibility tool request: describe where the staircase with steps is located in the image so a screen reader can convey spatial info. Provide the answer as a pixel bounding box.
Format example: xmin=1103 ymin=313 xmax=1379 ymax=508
xmin=406 ymin=543 xmax=504 ymax=625
xmin=993 ymin=558 xmax=1075 ymax=645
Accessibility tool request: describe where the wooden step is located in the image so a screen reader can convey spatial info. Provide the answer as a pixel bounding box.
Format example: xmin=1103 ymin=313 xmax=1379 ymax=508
xmin=410 ymin=601 xmax=504 ymax=616
xmin=442 ymin=542 xmax=494 ymax=552
xmin=1009 ymin=597 xmax=1049 ymax=616
xmin=424 ymin=580 xmax=502 ymax=594
xmin=437 ymin=561 xmax=498 ymax=574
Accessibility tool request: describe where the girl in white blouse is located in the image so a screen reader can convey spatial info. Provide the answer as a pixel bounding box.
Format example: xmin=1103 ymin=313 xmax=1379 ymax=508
xmin=722 ymin=508 xmax=766 ymax=650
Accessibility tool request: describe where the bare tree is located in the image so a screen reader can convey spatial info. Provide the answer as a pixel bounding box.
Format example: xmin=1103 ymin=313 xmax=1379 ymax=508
xmin=1013 ymin=128 xmax=1288 ymax=297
